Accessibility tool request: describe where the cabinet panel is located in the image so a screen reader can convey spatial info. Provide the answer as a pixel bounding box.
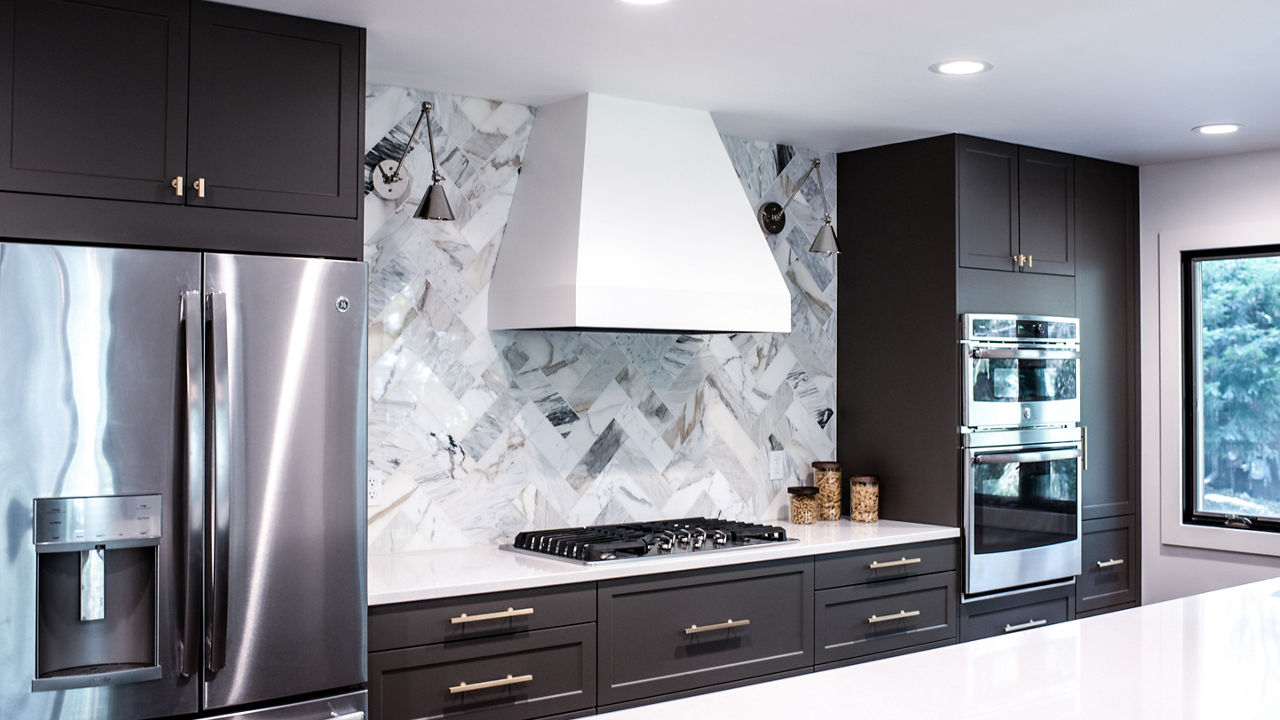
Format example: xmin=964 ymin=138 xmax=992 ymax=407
xmin=1077 ymin=515 xmax=1138 ymax=613
xmin=957 ymin=136 xmax=1018 ymax=272
xmin=1077 ymin=157 xmax=1138 ymax=518
xmin=0 ymin=0 xmax=188 ymax=202
xmin=814 ymin=539 xmax=957 ymax=590
xmin=368 ymin=584 xmax=596 ymax=652
xmin=596 ymin=559 xmax=813 ymax=706
xmin=960 ymin=583 xmax=1074 ymax=642
xmin=1018 ymin=147 xmax=1075 ymax=276
xmin=815 ymin=571 xmax=957 ymax=664
xmin=368 ymin=624 xmax=595 ymax=720
xmin=187 ymin=1 xmax=361 ymax=217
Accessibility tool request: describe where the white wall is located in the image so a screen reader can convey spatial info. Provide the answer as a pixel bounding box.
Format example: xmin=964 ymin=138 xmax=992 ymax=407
xmin=1140 ymin=148 xmax=1280 ymax=603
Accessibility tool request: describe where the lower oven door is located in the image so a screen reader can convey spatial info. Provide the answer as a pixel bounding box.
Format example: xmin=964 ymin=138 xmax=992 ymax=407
xmin=965 ymin=441 xmax=1082 ymax=595
xmin=963 ymin=344 xmax=1080 ymax=428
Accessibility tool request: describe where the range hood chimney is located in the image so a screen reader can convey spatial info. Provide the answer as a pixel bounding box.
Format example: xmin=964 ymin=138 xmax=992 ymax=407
xmin=488 ymin=94 xmax=791 ymax=334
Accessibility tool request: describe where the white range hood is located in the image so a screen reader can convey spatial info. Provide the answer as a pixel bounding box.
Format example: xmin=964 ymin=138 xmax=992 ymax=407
xmin=488 ymin=94 xmax=791 ymax=334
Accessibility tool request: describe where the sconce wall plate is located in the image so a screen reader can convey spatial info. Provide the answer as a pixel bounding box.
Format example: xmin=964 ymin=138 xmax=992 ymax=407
xmin=757 ymin=201 xmax=786 ymax=234
xmin=372 ymin=158 xmax=410 ymax=202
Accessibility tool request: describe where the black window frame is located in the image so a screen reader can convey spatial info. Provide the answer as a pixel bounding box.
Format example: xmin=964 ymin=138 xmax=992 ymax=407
xmin=1182 ymin=244 xmax=1280 ymax=534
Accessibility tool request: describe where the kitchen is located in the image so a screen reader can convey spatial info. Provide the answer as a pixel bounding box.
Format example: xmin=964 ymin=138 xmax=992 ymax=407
xmin=2 ymin=0 xmax=1280 ymax=718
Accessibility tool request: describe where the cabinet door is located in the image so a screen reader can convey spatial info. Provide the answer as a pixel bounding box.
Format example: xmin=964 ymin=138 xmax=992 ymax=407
xmin=1077 ymin=515 xmax=1138 ymax=613
xmin=957 ymin=136 xmax=1019 ymax=272
xmin=597 ymin=559 xmax=813 ymax=707
xmin=187 ymin=2 xmax=361 ymax=218
xmin=0 ymin=0 xmax=188 ymax=203
xmin=1077 ymin=158 xmax=1138 ymax=518
xmin=815 ymin=572 xmax=957 ymax=665
xmin=1018 ymin=147 xmax=1075 ymax=276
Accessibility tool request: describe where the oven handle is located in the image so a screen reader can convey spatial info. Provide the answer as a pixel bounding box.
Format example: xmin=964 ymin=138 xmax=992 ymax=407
xmin=974 ymin=448 xmax=1081 ymax=465
xmin=970 ymin=347 xmax=1079 ymax=360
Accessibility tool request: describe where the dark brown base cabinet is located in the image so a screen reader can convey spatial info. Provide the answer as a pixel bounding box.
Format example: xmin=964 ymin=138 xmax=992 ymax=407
xmin=368 ymin=541 xmax=958 ymax=720
xmin=814 ymin=540 xmax=959 ymax=666
xmin=959 ymin=583 xmax=1076 ymax=643
xmin=596 ymin=558 xmax=813 ymax=708
xmin=1077 ymin=516 xmax=1139 ymax=613
xmin=0 ymin=0 xmax=364 ymax=259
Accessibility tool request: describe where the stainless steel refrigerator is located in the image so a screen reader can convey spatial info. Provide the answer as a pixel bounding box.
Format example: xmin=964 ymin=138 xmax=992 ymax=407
xmin=0 ymin=242 xmax=368 ymax=720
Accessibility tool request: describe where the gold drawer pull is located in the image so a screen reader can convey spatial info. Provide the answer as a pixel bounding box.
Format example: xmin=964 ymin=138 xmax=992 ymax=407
xmin=684 ymin=618 xmax=751 ymax=635
xmin=1096 ymin=558 xmax=1126 ymax=569
xmin=171 ymin=176 xmax=184 ymax=196
xmin=449 ymin=673 xmax=533 ymax=694
xmin=868 ymin=556 xmax=922 ymax=569
xmin=450 ymin=607 xmax=534 ymax=625
xmin=868 ymin=609 xmax=921 ymax=624
xmin=1004 ymin=618 xmax=1047 ymax=633
xmin=193 ymin=177 xmax=206 ymax=198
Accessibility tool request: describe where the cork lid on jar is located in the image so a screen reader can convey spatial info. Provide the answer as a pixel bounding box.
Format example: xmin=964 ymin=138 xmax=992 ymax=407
xmin=850 ymin=475 xmax=878 ymax=484
xmin=787 ymin=486 xmax=820 ymax=496
xmin=811 ymin=461 xmax=840 ymax=469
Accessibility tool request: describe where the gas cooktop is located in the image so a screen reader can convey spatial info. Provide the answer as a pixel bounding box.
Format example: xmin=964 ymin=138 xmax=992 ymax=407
xmin=503 ymin=517 xmax=795 ymax=564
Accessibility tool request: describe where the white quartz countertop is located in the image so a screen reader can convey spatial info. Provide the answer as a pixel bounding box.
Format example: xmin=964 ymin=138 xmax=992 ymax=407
xmin=597 ymin=575 xmax=1280 ymax=720
xmin=367 ymin=519 xmax=959 ymax=605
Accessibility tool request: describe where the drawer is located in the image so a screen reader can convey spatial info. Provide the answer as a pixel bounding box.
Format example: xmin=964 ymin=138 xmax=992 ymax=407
xmin=815 ymin=539 xmax=957 ymax=589
xmin=1077 ymin=515 xmax=1138 ymax=613
xmin=597 ymin=558 xmax=813 ymax=706
xmin=815 ymin=571 xmax=957 ymax=664
xmin=368 ymin=583 xmax=595 ymax=651
xmin=368 ymin=624 xmax=595 ymax=720
xmin=960 ymin=582 xmax=1074 ymax=643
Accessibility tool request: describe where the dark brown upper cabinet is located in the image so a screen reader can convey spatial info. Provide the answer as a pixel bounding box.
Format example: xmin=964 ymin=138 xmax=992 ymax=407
xmin=0 ymin=0 xmax=364 ymax=258
xmin=958 ymin=137 xmax=1075 ymax=277
xmin=187 ymin=2 xmax=360 ymax=217
xmin=0 ymin=0 xmax=190 ymax=204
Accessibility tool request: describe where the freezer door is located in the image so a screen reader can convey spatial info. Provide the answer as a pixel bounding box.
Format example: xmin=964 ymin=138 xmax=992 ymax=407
xmin=203 ymin=254 xmax=367 ymax=709
xmin=0 ymin=242 xmax=202 ymax=720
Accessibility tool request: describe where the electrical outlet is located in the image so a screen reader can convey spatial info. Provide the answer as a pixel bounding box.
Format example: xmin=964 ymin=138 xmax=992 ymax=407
xmin=368 ymin=477 xmax=383 ymax=508
xmin=769 ymin=451 xmax=787 ymax=480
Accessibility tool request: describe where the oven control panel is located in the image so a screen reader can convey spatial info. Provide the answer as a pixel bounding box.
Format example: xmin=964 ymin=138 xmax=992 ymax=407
xmin=964 ymin=313 xmax=1078 ymax=343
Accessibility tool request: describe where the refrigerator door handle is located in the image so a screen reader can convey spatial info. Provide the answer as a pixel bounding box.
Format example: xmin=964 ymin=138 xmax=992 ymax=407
xmin=180 ymin=291 xmax=204 ymax=678
xmin=206 ymin=291 xmax=231 ymax=673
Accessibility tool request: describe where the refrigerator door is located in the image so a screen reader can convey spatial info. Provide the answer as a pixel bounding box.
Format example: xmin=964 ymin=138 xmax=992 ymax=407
xmin=202 ymin=254 xmax=367 ymax=710
xmin=0 ymin=242 xmax=202 ymax=719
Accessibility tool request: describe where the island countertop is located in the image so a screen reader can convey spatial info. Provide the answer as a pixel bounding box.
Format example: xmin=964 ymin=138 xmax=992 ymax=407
xmin=368 ymin=518 xmax=959 ymax=605
xmin=596 ymin=575 xmax=1280 ymax=719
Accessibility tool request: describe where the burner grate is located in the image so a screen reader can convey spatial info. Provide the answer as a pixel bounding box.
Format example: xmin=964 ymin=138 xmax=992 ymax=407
xmin=510 ymin=518 xmax=790 ymax=563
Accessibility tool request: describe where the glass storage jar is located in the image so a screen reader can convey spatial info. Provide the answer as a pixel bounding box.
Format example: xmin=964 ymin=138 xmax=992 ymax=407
xmin=812 ymin=461 xmax=842 ymax=521
xmin=849 ymin=475 xmax=879 ymax=522
xmin=787 ymin=486 xmax=819 ymax=524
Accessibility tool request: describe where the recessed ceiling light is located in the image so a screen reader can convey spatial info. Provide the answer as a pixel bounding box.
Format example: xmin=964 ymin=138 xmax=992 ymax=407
xmin=619 ymin=0 xmax=671 ymax=4
xmin=1193 ymin=123 xmax=1242 ymax=135
xmin=929 ymin=60 xmax=993 ymax=76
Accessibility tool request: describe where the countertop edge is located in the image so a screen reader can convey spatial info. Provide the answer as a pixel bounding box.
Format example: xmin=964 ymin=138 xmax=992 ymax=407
xmin=368 ymin=520 xmax=960 ymax=605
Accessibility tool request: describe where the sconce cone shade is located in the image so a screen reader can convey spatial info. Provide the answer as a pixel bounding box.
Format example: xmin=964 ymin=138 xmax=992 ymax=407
xmin=810 ymin=219 xmax=839 ymax=254
xmin=415 ymin=182 xmax=454 ymax=221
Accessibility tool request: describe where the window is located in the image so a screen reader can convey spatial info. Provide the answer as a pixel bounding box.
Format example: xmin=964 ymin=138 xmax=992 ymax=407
xmin=1183 ymin=247 xmax=1280 ymax=533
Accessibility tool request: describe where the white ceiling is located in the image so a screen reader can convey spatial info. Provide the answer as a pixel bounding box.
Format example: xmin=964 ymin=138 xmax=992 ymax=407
xmin=228 ymin=0 xmax=1280 ymax=165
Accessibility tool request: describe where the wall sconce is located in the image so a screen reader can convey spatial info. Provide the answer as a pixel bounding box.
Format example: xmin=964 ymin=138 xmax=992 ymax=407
xmin=757 ymin=158 xmax=839 ymax=254
xmin=370 ymin=101 xmax=455 ymax=220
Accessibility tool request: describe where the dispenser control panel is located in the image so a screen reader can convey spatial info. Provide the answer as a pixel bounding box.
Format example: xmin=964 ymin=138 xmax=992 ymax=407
xmin=33 ymin=495 xmax=162 ymax=551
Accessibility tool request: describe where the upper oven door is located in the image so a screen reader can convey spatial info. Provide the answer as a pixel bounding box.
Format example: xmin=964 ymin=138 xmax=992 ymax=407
xmin=962 ymin=343 xmax=1080 ymax=428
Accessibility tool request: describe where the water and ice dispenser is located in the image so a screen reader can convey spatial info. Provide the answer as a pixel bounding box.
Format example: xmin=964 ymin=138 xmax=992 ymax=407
xmin=32 ymin=495 xmax=163 ymax=690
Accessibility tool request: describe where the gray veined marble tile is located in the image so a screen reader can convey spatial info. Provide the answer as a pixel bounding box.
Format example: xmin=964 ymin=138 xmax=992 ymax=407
xmin=513 ymin=365 xmax=581 ymax=435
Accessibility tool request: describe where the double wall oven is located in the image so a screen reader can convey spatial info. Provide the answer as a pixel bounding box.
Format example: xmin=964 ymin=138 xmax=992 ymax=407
xmin=960 ymin=314 xmax=1083 ymax=596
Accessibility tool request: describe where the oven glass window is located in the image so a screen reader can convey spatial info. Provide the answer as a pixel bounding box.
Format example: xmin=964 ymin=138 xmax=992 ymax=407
xmin=973 ymin=455 xmax=1078 ymax=554
xmin=971 ymin=358 xmax=1078 ymax=403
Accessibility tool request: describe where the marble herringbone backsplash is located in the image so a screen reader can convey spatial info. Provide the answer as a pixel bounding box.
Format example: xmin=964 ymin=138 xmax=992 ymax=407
xmin=362 ymin=85 xmax=837 ymax=552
